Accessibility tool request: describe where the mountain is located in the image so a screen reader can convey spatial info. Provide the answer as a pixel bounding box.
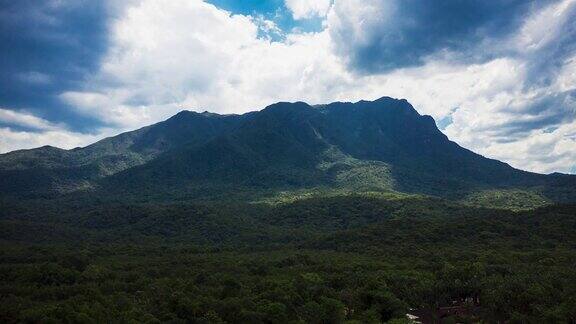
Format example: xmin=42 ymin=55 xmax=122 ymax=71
xmin=0 ymin=111 xmax=246 ymax=196
xmin=1 ymin=97 xmax=574 ymax=205
xmin=2 ymin=97 xmax=576 ymax=324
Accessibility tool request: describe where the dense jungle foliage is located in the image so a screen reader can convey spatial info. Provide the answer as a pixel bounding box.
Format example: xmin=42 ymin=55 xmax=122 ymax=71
xmin=1 ymin=194 xmax=575 ymax=323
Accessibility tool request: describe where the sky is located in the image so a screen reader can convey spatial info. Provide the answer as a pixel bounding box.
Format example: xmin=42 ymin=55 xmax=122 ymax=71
xmin=0 ymin=0 xmax=575 ymax=174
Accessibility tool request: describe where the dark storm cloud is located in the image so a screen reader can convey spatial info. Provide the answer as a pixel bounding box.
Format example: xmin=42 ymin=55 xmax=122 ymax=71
xmin=330 ymin=0 xmax=557 ymax=73
xmin=487 ymin=90 xmax=576 ymax=142
xmin=0 ymin=0 xmax=109 ymax=131
xmin=329 ymin=0 xmax=575 ymax=152
xmin=522 ymin=3 xmax=576 ymax=90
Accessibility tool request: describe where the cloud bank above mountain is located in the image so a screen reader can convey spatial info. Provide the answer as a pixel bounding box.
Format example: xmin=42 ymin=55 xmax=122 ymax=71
xmin=0 ymin=0 xmax=574 ymax=174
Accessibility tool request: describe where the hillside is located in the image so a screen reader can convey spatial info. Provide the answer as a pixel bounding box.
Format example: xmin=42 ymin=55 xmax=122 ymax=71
xmin=0 ymin=111 xmax=245 ymax=196
xmin=0 ymin=97 xmax=574 ymax=205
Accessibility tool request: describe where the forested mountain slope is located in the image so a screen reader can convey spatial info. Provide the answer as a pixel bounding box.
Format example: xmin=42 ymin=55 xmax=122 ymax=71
xmin=0 ymin=111 xmax=246 ymax=196
xmin=1 ymin=97 xmax=574 ymax=205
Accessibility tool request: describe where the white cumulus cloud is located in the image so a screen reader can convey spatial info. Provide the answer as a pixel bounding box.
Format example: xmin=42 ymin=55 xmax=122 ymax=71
xmin=0 ymin=107 xmax=113 ymax=153
xmin=0 ymin=127 xmax=111 ymax=154
xmin=285 ymin=0 xmax=332 ymax=20
xmin=29 ymin=0 xmax=576 ymax=174
xmin=0 ymin=108 xmax=60 ymax=131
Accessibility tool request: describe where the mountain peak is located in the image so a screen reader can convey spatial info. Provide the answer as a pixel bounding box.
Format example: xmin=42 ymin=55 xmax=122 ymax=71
xmin=200 ymin=111 xmax=221 ymax=117
xmin=367 ymin=96 xmax=420 ymax=115
xmin=261 ymin=101 xmax=313 ymax=113
xmin=1 ymin=97 xmax=574 ymax=204
xmin=170 ymin=110 xmax=205 ymax=119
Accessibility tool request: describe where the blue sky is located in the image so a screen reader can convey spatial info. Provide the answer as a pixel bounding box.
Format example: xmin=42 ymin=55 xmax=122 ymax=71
xmin=0 ymin=0 xmax=575 ymax=174
xmin=207 ymin=0 xmax=326 ymax=33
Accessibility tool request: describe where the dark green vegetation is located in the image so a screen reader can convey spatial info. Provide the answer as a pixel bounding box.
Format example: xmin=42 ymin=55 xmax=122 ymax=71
xmin=1 ymin=196 xmax=576 ymax=323
xmin=1 ymin=98 xmax=575 ymax=322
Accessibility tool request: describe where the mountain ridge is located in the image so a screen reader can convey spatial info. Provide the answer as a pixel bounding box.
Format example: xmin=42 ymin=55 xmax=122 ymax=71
xmin=1 ymin=96 xmax=574 ymax=206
